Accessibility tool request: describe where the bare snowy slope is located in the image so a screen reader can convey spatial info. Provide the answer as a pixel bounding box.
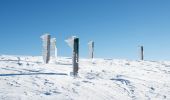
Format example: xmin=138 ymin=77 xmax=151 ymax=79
xmin=0 ymin=55 xmax=170 ymax=100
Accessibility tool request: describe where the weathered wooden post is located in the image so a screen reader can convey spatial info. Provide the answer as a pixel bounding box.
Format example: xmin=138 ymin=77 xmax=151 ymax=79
xmin=65 ymin=36 xmax=79 ymax=76
xmin=50 ymin=38 xmax=57 ymax=58
xmin=140 ymin=46 xmax=144 ymax=60
xmin=72 ymin=37 xmax=79 ymax=76
xmin=88 ymin=41 xmax=94 ymax=59
xmin=40 ymin=33 xmax=51 ymax=64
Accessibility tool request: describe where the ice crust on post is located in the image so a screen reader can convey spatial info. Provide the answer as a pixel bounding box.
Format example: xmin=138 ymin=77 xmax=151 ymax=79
xmin=50 ymin=38 xmax=57 ymax=58
xmin=88 ymin=41 xmax=94 ymax=59
xmin=40 ymin=33 xmax=51 ymax=64
xmin=65 ymin=36 xmax=77 ymax=48
xmin=65 ymin=36 xmax=79 ymax=76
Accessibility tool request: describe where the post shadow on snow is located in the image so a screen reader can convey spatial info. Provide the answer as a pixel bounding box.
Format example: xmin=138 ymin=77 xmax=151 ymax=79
xmin=0 ymin=73 xmax=68 ymax=76
xmin=0 ymin=60 xmax=72 ymax=66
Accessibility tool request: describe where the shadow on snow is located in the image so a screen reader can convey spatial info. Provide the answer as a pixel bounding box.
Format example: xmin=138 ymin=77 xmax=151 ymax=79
xmin=0 ymin=73 xmax=68 ymax=76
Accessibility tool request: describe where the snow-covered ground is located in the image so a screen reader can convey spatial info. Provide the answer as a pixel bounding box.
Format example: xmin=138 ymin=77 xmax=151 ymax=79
xmin=0 ymin=55 xmax=170 ymax=100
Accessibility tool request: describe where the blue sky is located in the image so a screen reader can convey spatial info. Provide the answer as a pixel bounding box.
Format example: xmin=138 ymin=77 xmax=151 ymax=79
xmin=0 ymin=0 xmax=170 ymax=60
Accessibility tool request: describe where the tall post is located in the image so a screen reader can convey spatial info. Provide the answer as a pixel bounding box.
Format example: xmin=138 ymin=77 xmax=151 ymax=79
xmin=140 ymin=46 xmax=144 ymax=60
xmin=88 ymin=41 xmax=94 ymax=59
xmin=73 ymin=37 xmax=79 ymax=76
xmin=50 ymin=38 xmax=57 ymax=58
xmin=40 ymin=33 xmax=51 ymax=64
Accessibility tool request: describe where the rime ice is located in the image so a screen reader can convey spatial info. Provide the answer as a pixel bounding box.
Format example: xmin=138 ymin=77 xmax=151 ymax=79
xmin=40 ymin=33 xmax=51 ymax=64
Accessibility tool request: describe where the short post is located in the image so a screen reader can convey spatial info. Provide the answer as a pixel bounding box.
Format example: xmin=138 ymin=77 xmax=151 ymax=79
xmin=73 ymin=37 xmax=79 ymax=76
xmin=88 ymin=41 xmax=94 ymax=59
xmin=40 ymin=33 xmax=51 ymax=64
xmin=50 ymin=38 xmax=57 ymax=58
xmin=140 ymin=46 xmax=144 ymax=60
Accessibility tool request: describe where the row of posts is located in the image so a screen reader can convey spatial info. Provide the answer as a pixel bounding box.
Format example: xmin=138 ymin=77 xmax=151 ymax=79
xmin=40 ymin=33 xmax=144 ymax=76
xmin=40 ymin=34 xmax=95 ymax=76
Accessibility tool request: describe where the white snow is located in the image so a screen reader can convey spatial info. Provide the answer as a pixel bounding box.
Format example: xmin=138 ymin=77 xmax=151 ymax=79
xmin=0 ymin=55 xmax=170 ymax=100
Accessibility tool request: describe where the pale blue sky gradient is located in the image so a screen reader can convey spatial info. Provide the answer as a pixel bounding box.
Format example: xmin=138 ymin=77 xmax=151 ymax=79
xmin=0 ymin=0 xmax=170 ymax=60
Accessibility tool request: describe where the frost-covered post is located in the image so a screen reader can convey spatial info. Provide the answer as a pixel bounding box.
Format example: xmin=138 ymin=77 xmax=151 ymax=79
xmin=40 ymin=34 xmax=51 ymax=64
xmin=140 ymin=46 xmax=144 ymax=60
xmin=73 ymin=37 xmax=79 ymax=76
xmin=50 ymin=38 xmax=57 ymax=58
xmin=65 ymin=36 xmax=79 ymax=76
xmin=88 ymin=41 xmax=94 ymax=59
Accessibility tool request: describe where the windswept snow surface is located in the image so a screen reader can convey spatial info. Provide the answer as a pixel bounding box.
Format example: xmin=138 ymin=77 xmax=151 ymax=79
xmin=0 ymin=55 xmax=170 ymax=100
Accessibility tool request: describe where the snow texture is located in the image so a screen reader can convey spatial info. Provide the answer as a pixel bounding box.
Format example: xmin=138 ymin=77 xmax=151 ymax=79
xmin=0 ymin=55 xmax=170 ymax=100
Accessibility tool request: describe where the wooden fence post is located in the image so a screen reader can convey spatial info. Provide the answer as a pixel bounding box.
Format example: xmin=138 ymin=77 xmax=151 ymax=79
xmin=41 ymin=33 xmax=51 ymax=64
xmin=50 ymin=38 xmax=57 ymax=58
xmin=88 ymin=41 xmax=94 ymax=59
xmin=140 ymin=46 xmax=144 ymax=60
xmin=73 ymin=37 xmax=79 ymax=76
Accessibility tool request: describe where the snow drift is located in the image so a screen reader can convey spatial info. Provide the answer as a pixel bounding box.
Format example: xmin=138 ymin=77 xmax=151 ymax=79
xmin=0 ymin=55 xmax=169 ymax=100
